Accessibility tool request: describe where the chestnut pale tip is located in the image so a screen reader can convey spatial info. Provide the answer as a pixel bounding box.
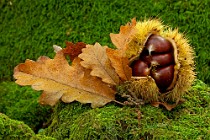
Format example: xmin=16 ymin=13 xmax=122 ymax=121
xmin=147 ymin=44 xmax=155 ymax=56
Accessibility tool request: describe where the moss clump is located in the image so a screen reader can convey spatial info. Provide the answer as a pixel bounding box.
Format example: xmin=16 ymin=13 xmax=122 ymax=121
xmin=0 ymin=113 xmax=55 ymax=140
xmin=0 ymin=113 xmax=34 ymax=139
xmin=0 ymin=82 xmax=52 ymax=132
xmin=41 ymin=79 xmax=210 ymax=139
xmin=42 ymin=102 xmax=141 ymax=139
xmin=30 ymin=134 xmax=56 ymax=140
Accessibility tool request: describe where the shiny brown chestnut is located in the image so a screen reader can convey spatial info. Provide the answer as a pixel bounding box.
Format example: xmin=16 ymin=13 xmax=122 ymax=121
xmin=141 ymin=53 xmax=174 ymax=67
xmin=151 ymin=65 xmax=174 ymax=91
xmin=131 ymin=60 xmax=150 ymax=76
xmin=145 ymin=34 xmax=173 ymax=55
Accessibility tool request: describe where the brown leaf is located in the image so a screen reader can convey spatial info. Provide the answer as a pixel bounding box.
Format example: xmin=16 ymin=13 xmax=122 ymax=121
xmin=106 ymin=48 xmax=132 ymax=81
xmin=110 ymin=18 xmax=137 ymax=50
xmin=14 ymin=52 xmax=115 ymax=108
xmin=78 ymin=43 xmax=120 ymax=85
xmin=39 ymin=91 xmax=63 ymax=106
xmin=151 ymin=99 xmax=185 ymax=111
xmin=62 ymin=42 xmax=86 ymax=61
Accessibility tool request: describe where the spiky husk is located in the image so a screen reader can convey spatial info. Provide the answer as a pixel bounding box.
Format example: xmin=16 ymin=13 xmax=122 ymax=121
xmin=123 ymin=76 xmax=159 ymax=103
xmin=125 ymin=19 xmax=164 ymax=60
xmin=121 ymin=19 xmax=195 ymax=104
xmin=160 ymin=29 xmax=196 ymax=102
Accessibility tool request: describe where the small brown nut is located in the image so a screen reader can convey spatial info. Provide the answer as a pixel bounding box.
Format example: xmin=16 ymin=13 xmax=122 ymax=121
xmin=141 ymin=53 xmax=174 ymax=67
xmin=145 ymin=34 xmax=173 ymax=55
xmin=151 ymin=65 xmax=174 ymax=91
xmin=131 ymin=60 xmax=150 ymax=76
xmin=150 ymin=53 xmax=174 ymax=66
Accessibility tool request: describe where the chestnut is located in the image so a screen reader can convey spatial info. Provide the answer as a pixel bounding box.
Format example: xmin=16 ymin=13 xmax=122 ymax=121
xmin=151 ymin=65 xmax=174 ymax=91
xmin=145 ymin=34 xmax=173 ymax=55
xmin=131 ymin=60 xmax=150 ymax=76
xmin=141 ymin=53 xmax=174 ymax=67
xmin=151 ymin=53 xmax=174 ymax=66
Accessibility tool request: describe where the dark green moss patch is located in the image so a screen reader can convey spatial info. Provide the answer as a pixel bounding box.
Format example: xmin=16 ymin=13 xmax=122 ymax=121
xmin=0 ymin=113 xmax=55 ymax=140
xmin=0 ymin=82 xmax=52 ymax=132
xmin=0 ymin=113 xmax=34 ymax=139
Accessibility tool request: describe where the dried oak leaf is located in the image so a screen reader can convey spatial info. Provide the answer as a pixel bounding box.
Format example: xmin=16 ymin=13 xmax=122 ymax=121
xmin=110 ymin=18 xmax=137 ymax=50
xmin=78 ymin=43 xmax=120 ymax=86
xmin=14 ymin=52 xmax=115 ymax=108
xmin=151 ymin=99 xmax=185 ymax=111
xmin=106 ymin=48 xmax=132 ymax=81
xmin=62 ymin=42 xmax=86 ymax=61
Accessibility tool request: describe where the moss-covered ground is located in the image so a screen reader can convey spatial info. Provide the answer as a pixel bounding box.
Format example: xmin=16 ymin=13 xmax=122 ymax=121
xmin=0 ymin=80 xmax=210 ymax=139
xmin=0 ymin=79 xmax=209 ymax=139
xmin=2 ymin=80 xmax=209 ymax=139
xmin=39 ymin=80 xmax=210 ymax=140
xmin=0 ymin=113 xmax=34 ymax=139
xmin=0 ymin=0 xmax=210 ymax=139
xmin=0 ymin=82 xmax=52 ymax=132
xmin=0 ymin=113 xmax=55 ymax=140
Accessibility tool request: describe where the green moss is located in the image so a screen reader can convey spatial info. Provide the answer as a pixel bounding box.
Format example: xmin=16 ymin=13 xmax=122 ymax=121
xmin=0 ymin=113 xmax=35 ymax=139
xmin=41 ymin=80 xmax=210 ymax=139
xmin=0 ymin=0 xmax=210 ymax=84
xmin=0 ymin=82 xmax=52 ymax=132
xmin=0 ymin=113 xmax=55 ymax=140
xmin=30 ymin=134 xmax=56 ymax=140
xmin=42 ymin=102 xmax=141 ymax=139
